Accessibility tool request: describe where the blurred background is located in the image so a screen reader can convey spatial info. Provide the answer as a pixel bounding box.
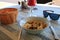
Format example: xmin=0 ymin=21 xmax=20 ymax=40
xmin=0 ymin=0 xmax=18 ymax=4
xmin=0 ymin=0 xmax=60 ymax=6
xmin=0 ymin=0 xmax=52 ymax=4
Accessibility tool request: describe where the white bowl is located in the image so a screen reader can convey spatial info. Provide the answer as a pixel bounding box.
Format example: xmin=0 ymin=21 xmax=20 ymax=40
xmin=20 ymin=17 xmax=49 ymax=34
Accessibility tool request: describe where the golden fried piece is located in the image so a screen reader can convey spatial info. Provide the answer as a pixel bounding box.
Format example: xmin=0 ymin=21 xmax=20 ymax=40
xmin=24 ymin=23 xmax=31 ymax=29
xmin=24 ymin=19 xmax=47 ymax=30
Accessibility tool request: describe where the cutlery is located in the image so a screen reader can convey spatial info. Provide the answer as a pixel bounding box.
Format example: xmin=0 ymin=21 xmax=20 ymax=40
xmin=49 ymin=22 xmax=59 ymax=40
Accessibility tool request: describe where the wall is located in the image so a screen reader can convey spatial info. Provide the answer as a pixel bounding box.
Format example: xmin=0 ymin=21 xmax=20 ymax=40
xmin=0 ymin=0 xmax=22 ymax=4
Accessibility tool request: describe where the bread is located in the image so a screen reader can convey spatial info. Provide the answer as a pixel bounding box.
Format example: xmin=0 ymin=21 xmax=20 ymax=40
xmin=0 ymin=8 xmax=18 ymax=25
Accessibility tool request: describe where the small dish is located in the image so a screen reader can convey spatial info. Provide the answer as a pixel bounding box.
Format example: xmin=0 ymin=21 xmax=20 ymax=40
xmin=19 ymin=17 xmax=49 ymax=34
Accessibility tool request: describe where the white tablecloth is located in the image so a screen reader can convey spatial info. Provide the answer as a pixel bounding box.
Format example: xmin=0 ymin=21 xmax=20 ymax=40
xmin=0 ymin=2 xmax=60 ymax=40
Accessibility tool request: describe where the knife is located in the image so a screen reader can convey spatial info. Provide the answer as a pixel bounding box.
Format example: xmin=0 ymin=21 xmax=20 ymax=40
xmin=49 ymin=25 xmax=59 ymax=40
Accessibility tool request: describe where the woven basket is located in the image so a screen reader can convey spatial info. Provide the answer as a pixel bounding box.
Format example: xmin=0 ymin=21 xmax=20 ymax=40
xmin=0 ymin=8 xmax=18 ymax=25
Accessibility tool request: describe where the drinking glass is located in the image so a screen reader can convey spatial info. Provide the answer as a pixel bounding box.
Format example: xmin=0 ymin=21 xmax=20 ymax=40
xmin=27 ymin=0 xmax=37 ymax=13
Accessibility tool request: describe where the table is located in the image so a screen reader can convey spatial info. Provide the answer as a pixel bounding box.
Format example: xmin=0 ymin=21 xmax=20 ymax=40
xmin=0 ymin=2 xmax=60 ymax=40
xmin=0 ymin=2 xmax=18 ymax=40
xmin=17 ymin=4 xmax=60 ymax=40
